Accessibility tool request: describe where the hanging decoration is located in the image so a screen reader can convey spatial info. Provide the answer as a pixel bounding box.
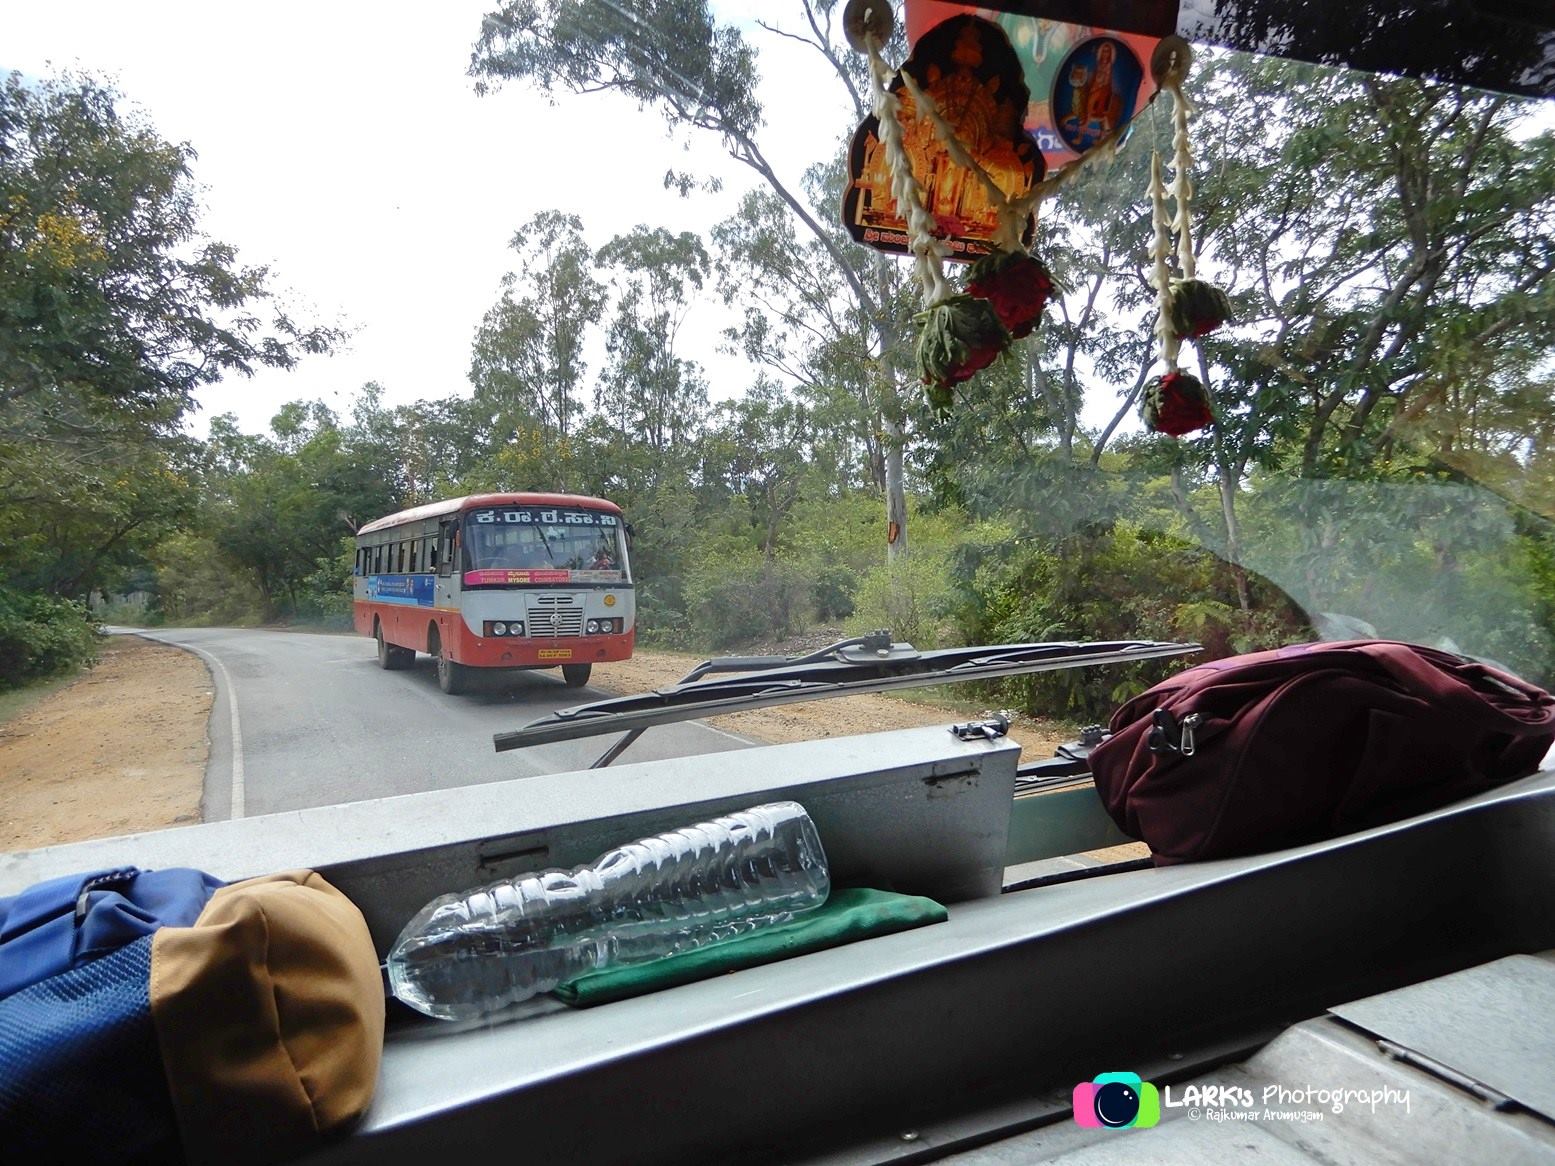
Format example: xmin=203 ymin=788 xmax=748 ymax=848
xmin=847 ymin=5 xmax=1068 ymax=409
xmin=964 ymin=249 xmax=1054 ymax=339
xmin=915 ymin=293 xmax=1011 ymax=412
xmin=1140 ymin=35 xmax=1227 ymax=438
xmin=896 ymin=4 xmax=1166 ymax=201
xmin=842 ymin=5 xmax=1221 ymax=426
xmin=1142 ymin=369 xmax=1215 ymax=437
xmin=843 ymin=13 xmax=1043 ymax=263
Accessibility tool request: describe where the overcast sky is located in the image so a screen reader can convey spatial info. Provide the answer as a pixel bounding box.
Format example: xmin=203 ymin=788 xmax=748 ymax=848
xmin=6 ymin=1 xmax=854 ymax=435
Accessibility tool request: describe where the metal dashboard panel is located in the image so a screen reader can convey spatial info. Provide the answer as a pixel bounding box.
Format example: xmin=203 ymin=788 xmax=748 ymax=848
xmin=318 ymin=768 xmax=1555 ymax=1165
xmin=0 ymin=724 xmax=1021 ymax=951
xmin=1330 ymin=953 xmax=1555 ymax=1121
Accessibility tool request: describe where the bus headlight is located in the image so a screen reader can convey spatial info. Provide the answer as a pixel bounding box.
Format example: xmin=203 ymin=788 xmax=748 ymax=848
xmin=493 ymin=622 xmax=508 ymax=636
xmin=586 ymin=619 xmax=600 ymax=634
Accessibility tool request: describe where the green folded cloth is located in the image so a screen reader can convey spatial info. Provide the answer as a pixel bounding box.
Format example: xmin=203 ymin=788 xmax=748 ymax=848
xmin=552 ymin=887 xmax=948 ymax=1008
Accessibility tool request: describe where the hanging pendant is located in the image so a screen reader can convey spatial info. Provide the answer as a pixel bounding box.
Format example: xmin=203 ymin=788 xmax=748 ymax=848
xmin=1142 ymin=369 xmax=1214 ymax=436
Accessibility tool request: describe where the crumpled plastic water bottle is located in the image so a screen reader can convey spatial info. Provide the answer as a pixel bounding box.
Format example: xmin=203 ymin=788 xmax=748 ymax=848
xmin=386 ymin=800 xmax=830 ymax=1020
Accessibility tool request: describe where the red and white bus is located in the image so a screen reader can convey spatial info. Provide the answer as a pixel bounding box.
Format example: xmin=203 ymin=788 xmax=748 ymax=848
xmin=353 ymin=493 xmax=635 ymax=694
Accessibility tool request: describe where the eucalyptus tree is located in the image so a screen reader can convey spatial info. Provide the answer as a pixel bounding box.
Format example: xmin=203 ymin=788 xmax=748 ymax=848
xmin=711 ymin=159 xmax=919 ymax=501
xmin=470 ymin=0 xmax=921 ymax=558
xmin=595 ymin=225 xmax=712 ymax=484
xmin=468 ymin=210 xmax=606 ymax=489
xmin=700 ymin=377 xmax=816 ymax=560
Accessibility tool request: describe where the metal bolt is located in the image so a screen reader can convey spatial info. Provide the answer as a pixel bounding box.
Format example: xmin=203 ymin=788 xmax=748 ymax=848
xmin=900 ymin=1130 xmax=920 ymax=1143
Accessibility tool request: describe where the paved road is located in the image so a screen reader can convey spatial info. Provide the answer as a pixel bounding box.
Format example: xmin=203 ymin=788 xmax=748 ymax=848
xmin=116 ymin=627 xmax=751 ymax=819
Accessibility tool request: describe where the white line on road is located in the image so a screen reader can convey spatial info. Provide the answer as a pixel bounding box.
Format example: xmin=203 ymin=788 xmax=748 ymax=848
xmin=120 ymin=630 xmax=246 ymax=819
xmin=693 ymin=721 xmax=759 ymax=747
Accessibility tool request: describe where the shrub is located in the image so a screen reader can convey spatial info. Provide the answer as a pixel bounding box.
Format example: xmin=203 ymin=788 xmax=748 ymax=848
xmin=968 ymin=523 xmax=1310 ymax=720
xmin=684 ymin=550 xmax=813 ymax=648
xmin=811 ymin=563 xmax=859 ymax=621
xmin=846 ymin=550 xmax=959 ymax=650
xmin=151 ymin=533 xmax=266 ymax=626
xmin=0 ymin=587 xmax=101 ymax=689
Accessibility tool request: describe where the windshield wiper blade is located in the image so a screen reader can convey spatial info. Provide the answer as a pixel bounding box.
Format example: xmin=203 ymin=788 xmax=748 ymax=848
xmin=493 ymin=637 xmax=1198 ymax=763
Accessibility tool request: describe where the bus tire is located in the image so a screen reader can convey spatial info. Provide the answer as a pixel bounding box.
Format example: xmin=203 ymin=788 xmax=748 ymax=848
xmin=436 ymin=642 xmax=470 ymax=695
xmin=376 ymin=625 xmax=412 ymax=670
xmin=562 ymin=663 xmax=592 ymax=688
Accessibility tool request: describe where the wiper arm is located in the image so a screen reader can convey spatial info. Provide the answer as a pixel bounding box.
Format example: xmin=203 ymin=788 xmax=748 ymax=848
xmin=493 ymin=636 xmax=1199 ymax=766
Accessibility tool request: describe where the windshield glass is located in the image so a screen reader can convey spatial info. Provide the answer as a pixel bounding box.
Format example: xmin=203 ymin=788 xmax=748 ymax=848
xmin=464 ymin=506 xmax=629 ymax=581
xmin=3 ymin=2 xmax=1553 ymax=852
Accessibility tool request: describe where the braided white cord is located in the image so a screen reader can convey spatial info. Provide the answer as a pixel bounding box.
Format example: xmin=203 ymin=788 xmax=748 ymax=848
xmin=1148 ymin=150 xmax=1180 ymax=372
xmin=1166 ymin=79 xmax=1196 ymax=281
xmin=893 ymin=68 xmax=1027 ymax=253
xmin=864 ymin=28 xmax=951 ymax=304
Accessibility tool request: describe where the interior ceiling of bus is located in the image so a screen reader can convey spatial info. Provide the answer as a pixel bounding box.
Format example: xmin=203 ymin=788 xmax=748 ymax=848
xmin=969 ymin=0 xmax=1555 ymax=97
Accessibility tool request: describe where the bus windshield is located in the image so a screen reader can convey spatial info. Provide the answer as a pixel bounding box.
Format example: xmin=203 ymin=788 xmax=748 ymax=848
xmin=464 ymin=505 xmax=630 ymax=581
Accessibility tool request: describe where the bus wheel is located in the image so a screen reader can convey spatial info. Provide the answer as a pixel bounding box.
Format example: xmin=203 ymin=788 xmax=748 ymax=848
xmin=376 ymin=626 xmax=412 ymax=670
xmin=562 ymin=663 xmax=592 ymax=688
xmin=436 ymin=643 xmax=470 ymax=695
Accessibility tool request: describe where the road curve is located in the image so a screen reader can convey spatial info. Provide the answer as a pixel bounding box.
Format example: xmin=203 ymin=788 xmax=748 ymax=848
xmin=118 ymin=627 xmax=751 ymax=819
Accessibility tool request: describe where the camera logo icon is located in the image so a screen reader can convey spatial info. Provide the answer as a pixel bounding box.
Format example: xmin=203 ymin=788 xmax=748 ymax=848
xmin=1072 ymin=1072 xmax=1161 ymax=1129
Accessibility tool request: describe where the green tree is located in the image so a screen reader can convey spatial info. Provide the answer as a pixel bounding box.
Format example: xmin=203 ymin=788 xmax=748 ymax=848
xmin=468 ymin=210 xmax=606 ymax=488
xmin=470 ymin=0 xmax=919 ymax=560
xmin=0 ymin=72 xmax=339 ymax=606
xmin=202 ymin=406 xmax=396 ymax=618
xmin=0 ymin=72 xmax=339 ymax=430
xmin=595 ymin=225 xmax=711 ymax=474
xmin=701 ymin=378 xmax=815 ymax=560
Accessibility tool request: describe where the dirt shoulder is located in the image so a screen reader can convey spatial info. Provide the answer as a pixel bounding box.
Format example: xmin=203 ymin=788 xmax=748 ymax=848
xmin=0 ymin=635 xmax=209 ymax=851
xmin=2 ymin=635 xmax=1077 ymax=850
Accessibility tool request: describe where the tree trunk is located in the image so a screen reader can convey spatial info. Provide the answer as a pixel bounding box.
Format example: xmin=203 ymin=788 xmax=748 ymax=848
xmin=1202 ymin=349 xmax=1252 ymax=614
xmin=875 ymin=302 xmax=909 ymax=563
xmin=884 ymin=414 xmax=908 ymax=562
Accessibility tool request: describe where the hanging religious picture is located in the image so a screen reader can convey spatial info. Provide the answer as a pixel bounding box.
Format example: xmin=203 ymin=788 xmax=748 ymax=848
xmin=905 ymin=3 xmax=1161 ymax=172
xmin=843 ymin=13 xmax=1042 ymax=261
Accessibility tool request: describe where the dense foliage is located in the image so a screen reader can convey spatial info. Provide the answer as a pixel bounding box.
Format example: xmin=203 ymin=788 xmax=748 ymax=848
xmin=4 ymin=16 xmax=1554 ymax=722
xmin=0 ymin=586 xmax=99 ymax=689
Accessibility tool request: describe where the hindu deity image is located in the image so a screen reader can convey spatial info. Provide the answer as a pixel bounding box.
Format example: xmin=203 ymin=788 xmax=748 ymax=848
xmin=1054 ymin=36 xmax=1142 ymax=153
xmin=844 ymin=14 xmax=1041 ymax=256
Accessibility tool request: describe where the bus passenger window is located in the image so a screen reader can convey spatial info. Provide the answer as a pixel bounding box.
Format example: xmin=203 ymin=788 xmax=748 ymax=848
xmin=409 ymin=540 xmax=419 ymax=573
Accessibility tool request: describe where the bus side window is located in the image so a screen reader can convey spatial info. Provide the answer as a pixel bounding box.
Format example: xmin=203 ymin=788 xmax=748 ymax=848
xmin=396 ymin=542 xmax=405 ymax=573
xmin=438 ymin=522 xmax=456 ymax=577
xmin=409 ymin=539 xmax=419 ymax=573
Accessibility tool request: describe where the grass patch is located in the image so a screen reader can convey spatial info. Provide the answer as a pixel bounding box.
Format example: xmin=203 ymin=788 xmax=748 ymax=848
xmin=0 ymin=670 xmax=78 ymax=728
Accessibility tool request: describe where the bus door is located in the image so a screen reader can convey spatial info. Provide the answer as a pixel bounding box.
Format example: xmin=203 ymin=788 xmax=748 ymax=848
xmin=435 ymin=520 xmax=461 ymax=611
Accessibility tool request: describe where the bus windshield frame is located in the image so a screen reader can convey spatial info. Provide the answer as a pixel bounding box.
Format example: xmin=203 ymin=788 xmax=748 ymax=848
xmin=461 ymin=503 xmax=632 ymax=587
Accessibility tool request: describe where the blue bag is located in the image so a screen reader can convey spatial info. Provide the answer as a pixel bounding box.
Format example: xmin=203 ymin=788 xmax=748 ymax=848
xmin=0 ymin=866 xmax=223 ymax=1162
xmin=0 ymin=866 xmax=223 ymax=1000
xmin=0 ymin=865 xmax=384 ymax=1166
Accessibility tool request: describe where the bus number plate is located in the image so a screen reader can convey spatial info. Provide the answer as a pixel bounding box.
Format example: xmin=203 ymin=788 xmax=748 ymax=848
xmin=538 ymin=649 xmax=572 ymax=660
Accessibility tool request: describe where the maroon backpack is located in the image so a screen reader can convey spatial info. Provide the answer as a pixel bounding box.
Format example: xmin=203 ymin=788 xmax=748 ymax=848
xmin=1087 ymin=640 xmax=1555 ymax=864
